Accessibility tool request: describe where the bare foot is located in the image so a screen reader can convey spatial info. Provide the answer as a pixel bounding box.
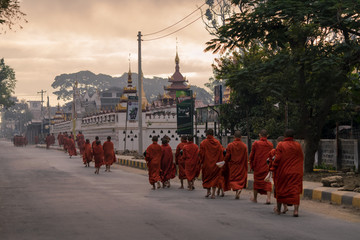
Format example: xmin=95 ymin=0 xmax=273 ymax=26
xmin=211 ymin=195 xmax=215 ymax=199
xmin=273 ymin=207 xmax=281 ymax=215
xmin=282 ymin=206 xmax=288 ymax=214
xmin=250 ymin=197 xmax=257 ymax=203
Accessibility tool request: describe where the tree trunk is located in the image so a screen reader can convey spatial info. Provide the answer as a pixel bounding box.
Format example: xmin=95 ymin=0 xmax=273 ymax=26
xmin=304 ymin=136 xmax=320 ymax=172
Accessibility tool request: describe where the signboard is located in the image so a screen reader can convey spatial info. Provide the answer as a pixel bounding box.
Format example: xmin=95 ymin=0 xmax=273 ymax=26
xmin=196 ymin=106 xmax=219 ymax=124
xmin=176 ymin=90 xmax=193 ymax=135
xmin=214 ymin=85 xmax=223 ymax=105
xmin=176 ymin=90 xmax=192 ymax=103
xmin=127 ymin=96 xmax=139 ymax=121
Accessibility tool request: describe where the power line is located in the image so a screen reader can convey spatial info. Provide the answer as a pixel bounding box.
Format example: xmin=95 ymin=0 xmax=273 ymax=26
xmin=143 ymin=2 xmax=207 ymax=37
xmin=143 ymin=15 xmax=203 ymax=42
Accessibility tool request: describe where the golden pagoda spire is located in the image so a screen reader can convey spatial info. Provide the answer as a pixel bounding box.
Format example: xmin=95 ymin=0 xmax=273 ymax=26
xmin=128 ymin=54 xmax=132 ymax=86
xmin=175 ymin=38 xmax=179 ymax=64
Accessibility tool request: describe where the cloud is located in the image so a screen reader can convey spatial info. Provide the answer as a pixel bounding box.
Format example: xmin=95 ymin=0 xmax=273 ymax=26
xmin=1 ymin=0 xmax=217 ymax=105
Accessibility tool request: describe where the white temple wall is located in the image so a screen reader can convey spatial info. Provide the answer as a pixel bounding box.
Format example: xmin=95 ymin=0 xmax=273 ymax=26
xmin=51 ymin=111 xmax=210 ymax=152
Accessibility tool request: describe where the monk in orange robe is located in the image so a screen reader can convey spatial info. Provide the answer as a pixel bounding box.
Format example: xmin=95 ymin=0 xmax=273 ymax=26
xmin=93 ymin=140 xmax=104 ymax=174
xmin=83 ymin=139 xmax=92 ymax=167
xmin=67 ymin=136 xmax=77 ymax=158
xmin=199 ymin=129 xmax=223 ymax=199
xmin=103 ymin=136 xmax=116 ymax=172
xmin=224 ymin=131 xmax=248 ymax=199
xmin=266 ymin=136 xmax=287 ymax=212
xmin=175 ymin=136 xmax=187 ymax=189
xmin=57 ymin=132 xmax=63 ymax=147
xmin=160 ymin=136 xmax=175 ymax=188
xmin=183 ymin=135 xmax=200 ymax=191
xmin=45 ymin=134 xmax=51 ymax=149
xmin=216 ymin=146 xmax=229 ymax=197
xmin=76 ymin=131 xmax=85 ymax=155
xmin=249 ymin=129 xmax=273 ymax=204
xmin=145 ymin=136 xmax=162 ymax=190
xmin=50 ymin=133 xmax=55 ymax=146
xmin=272 ymin=129 xmax=303 ymax=217
xmin=63 ymin=132 xmax=69 ymax=152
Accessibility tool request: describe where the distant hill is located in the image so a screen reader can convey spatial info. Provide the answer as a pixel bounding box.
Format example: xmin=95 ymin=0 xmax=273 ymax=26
xmin=52 ymin=71 xmax=213 ymax=105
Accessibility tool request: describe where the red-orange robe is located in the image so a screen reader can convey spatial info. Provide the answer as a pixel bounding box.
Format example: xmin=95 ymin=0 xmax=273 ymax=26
xmin=224 ymin=138 xmax=248 ymax=191
xmin=76 ymin=133 xmax=85 ymax=155
xmin=50 ymin=134 xmax=55 ymax=145
xmin=83 ymin=142 xmax=93 ymax=164
xmin=273 ymin=137 xmax=304 ymax=205
xmin=160 ymin=143 xmax=176 ymax=182
xmin=249 ymin=137 xmax=273 ymax=194
xmin=199 ymin=135 xmax=223 ymax=188
xmin=183 ymin=141 xmax=200 ymax=182
xmin=45 ymin=135 xmax=51 ymax=149
xmin=57 ymin=133 xmax=63 ymax=146
xmin=63 ymin=134 xmax=69 ymax=151
xmin=67 ymin=138 xmax=77 ymax=157
xmin=217 ymin=146 xmax=230 ymax=191
xmin=103 ymin=140 xmax=116 ymax=166
xmin=175 ymin=140 xmax=187 ymax=180
xmin=93 ymin=143 xmax=104 ymax=168
xmin=268 ymin=149 xmax=277 ymax=196
xmin=145 ymin=142 xmax=162 ymax=185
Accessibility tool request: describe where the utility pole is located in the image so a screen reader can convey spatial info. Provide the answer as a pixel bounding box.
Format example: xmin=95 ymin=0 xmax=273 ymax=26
xmin=47 ymin=96 xmax=51 ymax=132
xmin=38 ymin=90 xmax=46 ymax=136
xmin=138 ymin=31 xmax=143 ymax=154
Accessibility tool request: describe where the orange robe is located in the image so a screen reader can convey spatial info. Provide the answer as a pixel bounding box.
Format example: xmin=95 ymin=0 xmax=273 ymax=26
xmin=249 ymin=137 xmax=273 ymax=194
xmin=224 ymin=138 xmax=248 ymax=191
xmin=160 ymin=143 xmax=176 ymax=182
xmin=50 ymin=135 xmax=55 ymax=145
xmin=183 ymin=141 xmax=200 ymax=182
xmin=199 ymin=135 xmax=223 ymax=188
xmin=45 ymin=135 xmax=51 ymax=149
xmin=268 ymin=149 xmax=277 ymax=196
xmin=103 ymin=140 xmax=116 ymax=165
xmin=145 ymin=142 xmax=162 ymax=185
xmin=175 ymin=140 xmax=187 ymax=180
xmin=76 ymin=134 xmax=85 ymax=155
xmin=93 ymin=143 xmax=104 ymax=168
xmin=57 ymin=133 xmax=63 ymax=146
xmin=67 ymin=138 xmax=77 ymax=157
xmin=273 ymin=137 xmax=304 ymax=205
xmin=63 ymin=134 xmax=69 ymax=151
xmin=83 ymin=142 xmax=93 ymax=164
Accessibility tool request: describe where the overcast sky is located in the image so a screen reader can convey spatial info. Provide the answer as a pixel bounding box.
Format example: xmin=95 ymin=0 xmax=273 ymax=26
xmin=1 ymin=0 xmax=218 ymax=105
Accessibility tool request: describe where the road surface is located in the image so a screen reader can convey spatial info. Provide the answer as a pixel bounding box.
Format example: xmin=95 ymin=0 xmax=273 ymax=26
xmin=0 ymin=140 xmax=359 ymax=240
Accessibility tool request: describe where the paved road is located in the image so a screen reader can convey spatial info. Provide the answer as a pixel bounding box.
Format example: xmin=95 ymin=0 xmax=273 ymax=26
xmin=0 ymin=140 xmax=359 ymax=240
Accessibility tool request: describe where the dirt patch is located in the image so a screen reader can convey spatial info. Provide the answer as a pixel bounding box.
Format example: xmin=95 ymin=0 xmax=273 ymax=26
xmin=304 ymin=171 xmax=360 ymax=192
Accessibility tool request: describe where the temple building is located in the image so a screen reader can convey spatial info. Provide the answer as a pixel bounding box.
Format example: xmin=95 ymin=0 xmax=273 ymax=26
xmin=51 ymin=49 xmax=209 ymax=151
xmin=164 ymin=51 xmax=190 ymax=99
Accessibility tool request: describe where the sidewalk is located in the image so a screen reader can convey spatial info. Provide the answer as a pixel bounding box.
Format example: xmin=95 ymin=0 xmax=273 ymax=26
xmin=37 ymin=144 xmax=360 ymax=209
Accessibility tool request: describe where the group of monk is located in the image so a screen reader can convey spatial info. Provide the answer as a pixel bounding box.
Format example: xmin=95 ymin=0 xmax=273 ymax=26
xmin=45 ymin=133 xmax=56 ymax=149
xmin=144 ymin=136 xmax=177 ymax=189
xmin=84 ymin=136 xmax=116 ymax=174
xmin=13 ymin=135 xmax=28 ymax=147
xmin=56 ymin=132 xmax=116 ymax=174
xmin=145 ymin=128 xmax=304 ymax=217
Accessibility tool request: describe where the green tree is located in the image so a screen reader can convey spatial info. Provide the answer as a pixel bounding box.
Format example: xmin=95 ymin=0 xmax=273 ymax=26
xmin=0 ymin=0 xmax=27 ymax=33
xmin=0 ymin=58 xmax=16 ymax=108
xmin=206 ymin=0 xmax=360 ymax=172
